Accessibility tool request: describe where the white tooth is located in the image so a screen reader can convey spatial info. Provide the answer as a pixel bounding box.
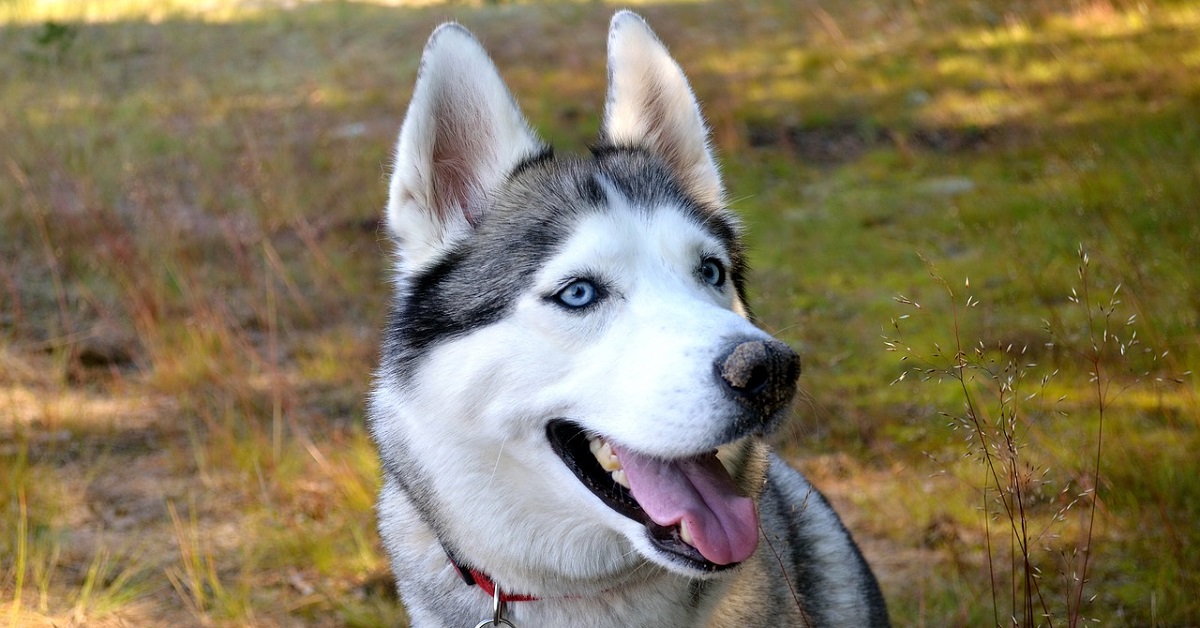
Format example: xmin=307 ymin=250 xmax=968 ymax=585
xmin=679 ymin=520 xmax=695 ymax=547
xmin=597 ymin=442 xmax=623 ymax=472
xmin=611 ymin=469 xmax=630 ymax=489
xmin=588 ymin=437 xmax=602 ymax=456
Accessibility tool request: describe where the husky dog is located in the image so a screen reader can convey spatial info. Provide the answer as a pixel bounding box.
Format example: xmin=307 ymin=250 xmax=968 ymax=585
xmin=369 ymin=11 xmax=888 ymax=627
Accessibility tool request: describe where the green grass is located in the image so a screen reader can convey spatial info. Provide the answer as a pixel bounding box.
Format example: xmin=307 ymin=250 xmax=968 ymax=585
xmin=1 ymin=0 xmax=1198 ymax=625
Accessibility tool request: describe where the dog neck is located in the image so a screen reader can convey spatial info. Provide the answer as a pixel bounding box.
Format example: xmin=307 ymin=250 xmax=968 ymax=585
xmin=378 ymin=480 xmax=733 ymax=625
xmin=444 ymin=545 xmax=541 ymax=603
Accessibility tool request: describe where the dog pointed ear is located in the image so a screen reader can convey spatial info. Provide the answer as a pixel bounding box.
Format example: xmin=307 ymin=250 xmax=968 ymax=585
xmin=386 ymin=23 xmax=544 ymax=270
xmin=602 ymin=11 xmax=723 ymax=207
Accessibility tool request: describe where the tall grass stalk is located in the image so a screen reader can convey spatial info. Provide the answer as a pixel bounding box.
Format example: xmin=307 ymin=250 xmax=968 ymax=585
xmin=165 ymin=499 xmax=239 ymax=623
xmin=882 ymin=247 xmax=1161 ymax=627
xmin=7 ymin=160 xmax=73 ymax=343
xmin=266 ymin=245 xmax=283 ymax=464
xmin=1069 ymin=246 xmax=1104 ymax=628
xmin=9 ymin=489 xmax=28 ymax=627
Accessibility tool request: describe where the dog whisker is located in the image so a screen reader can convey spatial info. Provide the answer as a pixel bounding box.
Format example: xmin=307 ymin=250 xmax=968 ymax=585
xmin=488 ymin=436 xmax=509 ymax=487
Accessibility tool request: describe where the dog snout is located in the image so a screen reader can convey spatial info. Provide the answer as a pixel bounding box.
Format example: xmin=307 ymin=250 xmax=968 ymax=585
xmin=716 ymin=339 xmax=801 ymax=418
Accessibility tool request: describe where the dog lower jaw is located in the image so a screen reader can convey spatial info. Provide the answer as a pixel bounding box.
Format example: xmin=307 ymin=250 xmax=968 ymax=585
xmin=545 ymin=419 xmax=751 ymax=575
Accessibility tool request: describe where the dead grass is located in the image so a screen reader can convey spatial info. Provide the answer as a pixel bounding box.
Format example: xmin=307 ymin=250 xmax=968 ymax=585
xmin=1 ymin=0 xmax=1198 ymax=625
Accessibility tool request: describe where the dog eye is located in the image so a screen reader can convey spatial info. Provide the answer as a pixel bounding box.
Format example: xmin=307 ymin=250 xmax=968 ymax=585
xmin=555 ymin=279 xmax=601 ymax=309
xmin=699 ymin=258 xmax=726 ymax=287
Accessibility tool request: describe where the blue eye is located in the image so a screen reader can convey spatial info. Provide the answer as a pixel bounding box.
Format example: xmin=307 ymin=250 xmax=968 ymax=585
xmin=700 ymin=258 xmax=726 ymax=287
xmin=555 ymin=279 xmax=600 ymax=309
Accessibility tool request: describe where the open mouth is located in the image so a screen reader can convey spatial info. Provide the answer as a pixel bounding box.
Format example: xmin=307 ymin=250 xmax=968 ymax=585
xmin=546 ymin=420 xmax=758 ymax=572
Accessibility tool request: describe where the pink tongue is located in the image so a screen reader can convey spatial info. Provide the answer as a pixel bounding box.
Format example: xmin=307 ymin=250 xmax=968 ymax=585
xmin=614 ymin=446 xmax=759 ymax=565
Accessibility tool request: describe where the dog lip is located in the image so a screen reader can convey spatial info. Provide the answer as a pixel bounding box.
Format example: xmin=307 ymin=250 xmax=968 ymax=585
xmin=546 ymin=419 xmax=643 ymax=522
xmin=544 ymin=419 xmax=741 ymax=574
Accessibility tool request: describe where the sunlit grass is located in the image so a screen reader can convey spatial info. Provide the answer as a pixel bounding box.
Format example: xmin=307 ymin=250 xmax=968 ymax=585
xmin=2 ymin=0 xmax=250 ymax=24
xmin=1 ymin=0 xmax=436 ymax=24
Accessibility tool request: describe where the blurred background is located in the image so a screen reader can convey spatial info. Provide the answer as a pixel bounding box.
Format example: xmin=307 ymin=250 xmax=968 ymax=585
xmin=1 ymin=0 xmax=1197 ymax=625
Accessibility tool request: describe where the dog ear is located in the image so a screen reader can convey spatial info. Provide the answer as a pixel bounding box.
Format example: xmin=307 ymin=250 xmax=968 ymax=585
xmin=602 ymin=11 xmax=723 ymax=207
xmin=386 ymin=23 xmax=544 ymax=270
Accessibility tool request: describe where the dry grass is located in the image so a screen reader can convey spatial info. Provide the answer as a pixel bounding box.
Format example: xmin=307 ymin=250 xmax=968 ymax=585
xmin=1 ymin=0 xmax=1198 ymax=625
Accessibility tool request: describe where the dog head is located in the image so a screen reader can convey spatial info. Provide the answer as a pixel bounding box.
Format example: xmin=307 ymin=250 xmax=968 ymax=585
xmin=371 ymin=12 xmax=800 ymax=589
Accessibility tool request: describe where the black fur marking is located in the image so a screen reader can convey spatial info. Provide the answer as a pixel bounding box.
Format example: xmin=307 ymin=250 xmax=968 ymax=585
xmin=762 ymin=461 xmax=892 ymax=625
xmin=588 ymin=143 xmax=623 ymax=159
xmin=383 ymin=236 xmax=557 ymax=382
xmin=578 ymin=174 xmax=606 ymax=205
xmin=763 ymin=476 xmax=824 ymax=623
xmin=509 ymin=145 xmax=555 ymax=178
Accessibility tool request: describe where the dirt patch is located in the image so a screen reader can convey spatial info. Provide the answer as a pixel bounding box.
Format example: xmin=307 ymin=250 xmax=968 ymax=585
xmin=792 ymin=452 xmax=968 ymax=613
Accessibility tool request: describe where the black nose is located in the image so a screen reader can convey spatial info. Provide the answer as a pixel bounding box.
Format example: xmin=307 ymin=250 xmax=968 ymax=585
xmin=715 ymin=338 xmax=801 ymax=418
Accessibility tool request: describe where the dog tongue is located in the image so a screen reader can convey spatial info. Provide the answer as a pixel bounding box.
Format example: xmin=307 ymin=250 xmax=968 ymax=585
xmin=614 ymin=446 xmax=758 ymax=565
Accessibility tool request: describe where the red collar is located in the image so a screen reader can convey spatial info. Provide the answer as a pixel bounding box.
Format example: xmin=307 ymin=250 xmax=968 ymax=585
xmin=446 ymin=548 xmax=539 ymax=603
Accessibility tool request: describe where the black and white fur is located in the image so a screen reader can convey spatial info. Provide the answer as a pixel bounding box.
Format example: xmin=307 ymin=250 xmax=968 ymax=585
xmin=369 ymin=11 xmax=889 ymax=627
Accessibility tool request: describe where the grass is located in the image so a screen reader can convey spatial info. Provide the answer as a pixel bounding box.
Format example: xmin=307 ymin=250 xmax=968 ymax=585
xmin=1 ymin=0 xmax=1198 ymax=625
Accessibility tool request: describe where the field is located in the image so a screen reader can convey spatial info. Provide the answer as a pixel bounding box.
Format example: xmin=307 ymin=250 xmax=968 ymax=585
xmin=2 ymin=0 xmax=1198 ymax=625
